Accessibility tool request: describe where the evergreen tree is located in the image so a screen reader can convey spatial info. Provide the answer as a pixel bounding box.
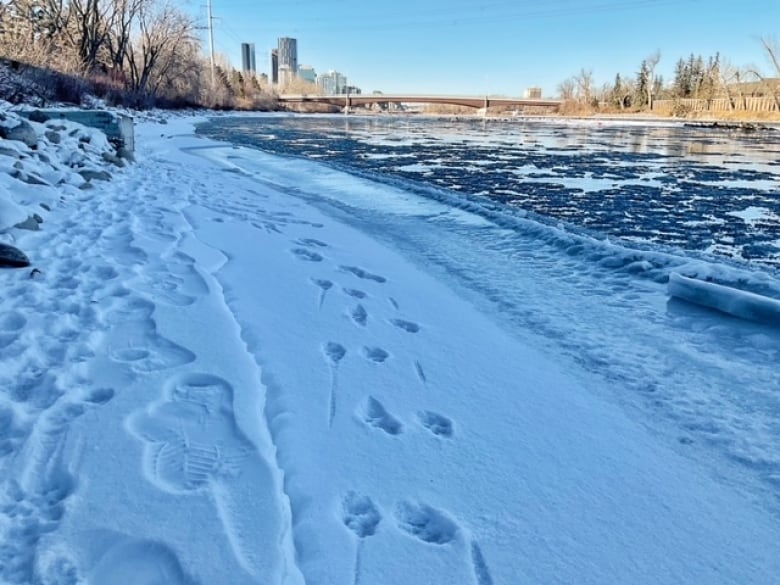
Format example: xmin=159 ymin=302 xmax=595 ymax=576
xmin=672 ymin=58 xmax=688 ymax=97
xmin=636 ymin=60 xmax=650 ymax=108
xmin=612 ymin=73 xmax=623 ymax=108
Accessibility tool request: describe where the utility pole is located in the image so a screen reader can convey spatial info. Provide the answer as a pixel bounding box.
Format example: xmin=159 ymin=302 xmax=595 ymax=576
xmin=207 ymin=0 xmax=216 ymax=88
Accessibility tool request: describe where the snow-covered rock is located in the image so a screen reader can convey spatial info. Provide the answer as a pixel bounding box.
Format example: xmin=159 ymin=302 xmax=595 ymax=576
xmin=0 ymin=117 xmax=37 ymax=148
xmin=0 ymin=100 xmax=128 ymax=262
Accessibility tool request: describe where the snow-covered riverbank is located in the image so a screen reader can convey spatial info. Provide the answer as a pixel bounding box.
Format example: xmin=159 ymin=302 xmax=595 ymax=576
xmin=1 ymin=113 xmax=779 ymax=585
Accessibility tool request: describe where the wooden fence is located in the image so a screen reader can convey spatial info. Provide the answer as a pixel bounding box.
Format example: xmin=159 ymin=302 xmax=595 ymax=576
xmin=653 ymin=97 xmax=779 ymax=114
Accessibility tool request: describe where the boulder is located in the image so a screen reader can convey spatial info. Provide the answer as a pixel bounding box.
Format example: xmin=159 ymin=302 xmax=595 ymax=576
xmin=0 ymin=119 xmax=38 ymax=148
xmin=0 ymin=147 xmax=22 ymax=159
xmin=14 ymin=215 xmax=41 ymax=231
xmin=0 ymin=243 xmax=30 ymax=267
xmin=26 ymin=110 xmax=49 ymax=123
xmin=78 ymin=169 xmax=112 ymax=182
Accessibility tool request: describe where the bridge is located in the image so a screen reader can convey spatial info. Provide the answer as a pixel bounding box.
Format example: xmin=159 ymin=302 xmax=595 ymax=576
xmin=278 ymin=94 xmax=562 ymax=111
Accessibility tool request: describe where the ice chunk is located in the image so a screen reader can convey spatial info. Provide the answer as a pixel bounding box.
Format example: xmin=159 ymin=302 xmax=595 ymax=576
xmin=668 ymin=273 xmax=780 ymax=326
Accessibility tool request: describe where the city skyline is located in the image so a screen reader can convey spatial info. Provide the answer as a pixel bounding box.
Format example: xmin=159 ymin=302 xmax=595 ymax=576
xmin=196 ymin=0 xmax=780 ymax=96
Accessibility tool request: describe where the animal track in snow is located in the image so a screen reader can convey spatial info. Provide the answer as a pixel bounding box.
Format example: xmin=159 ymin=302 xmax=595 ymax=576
xmin=342 ymin=492 xmax=382 ymax=585
xmin=470 ymin=542 xmax=494 ymax=585
xmin=363 ymin=347 xmax=389 ymax=363
xmin=340 ymin=266 xmax=386 ymax=283
xmin=324 ymin=342 xmax=347 ymax=366
xmin=390 ymin=318 xmax=420 ymax=333
xmin=295 ymin=238 xmax=328 ymax=248
xmin=414 ymin=361 xmax=427 ymax=384
xmin=342 ymin=491 xmax=382 ymax=538
xmin=359 ymin=397 xmax=403 ymax=435
xmin=323 ymin=342 xmax=347 ymax=427
xmin=343 ymin=288 xmax=367 ymax=300
xmin=351 ymin=304 xmax=368 ymax=327
xmin=291 ymin=248 xmax=323 ymax=262
xmin=417 ymin=411 xmax=454 ymax=438
xmin=394 ymin=501 xmax=459 ymax=545
xmin=311 ymin=278 xmax=333 ymax=308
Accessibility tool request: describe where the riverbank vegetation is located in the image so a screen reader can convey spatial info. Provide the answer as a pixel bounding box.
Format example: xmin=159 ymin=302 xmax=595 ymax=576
xmin=0 ymin=0 xmax=279 ymax=109
xmin=557 ymin=40 xmax=780 ymax=119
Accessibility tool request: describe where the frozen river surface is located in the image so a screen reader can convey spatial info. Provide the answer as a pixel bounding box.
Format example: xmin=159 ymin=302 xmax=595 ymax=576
xmin=200 ymin=115 xmax=780 ymax=268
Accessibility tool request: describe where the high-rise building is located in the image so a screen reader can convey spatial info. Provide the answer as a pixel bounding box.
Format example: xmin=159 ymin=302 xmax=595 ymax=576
xmin=317 ymin=70 xmax=348 ymax=95
xmin=277 ymin=37 xmax=298 ymax=80
xmin=270 ymin=49 xmax=278 ymax=84
xmin=298 ymin=65 xmax=317 ymax=84
xmin=278 ymin=65 xmax=294 ymax=87
xmin=524 ymin=87 xmax=543 ymax=99
xmin=241 ymin=43 xmax=256 ymax=75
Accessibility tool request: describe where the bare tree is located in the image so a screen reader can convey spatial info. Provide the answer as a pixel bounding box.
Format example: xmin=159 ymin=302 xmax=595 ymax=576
xmin=575 ymin=68 xmax=593 ymax=105
xmin=758 ymin=36 xmax=780 ymax=109
xmin=125 ymin=0 xmax=196 ymax=99
xmin=104 ymin=0 xmax=143 ymax=70
xmin=644 ymin=50 xmax=661 ymax=109
xmin=557 ymin=77 xmax=576 ymax=101
xmin=719 ymin=59 xmax=748 ymax=110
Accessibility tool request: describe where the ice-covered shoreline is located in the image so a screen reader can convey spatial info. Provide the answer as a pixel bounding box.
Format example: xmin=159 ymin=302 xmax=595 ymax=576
xmin=1 ymin=111 xmax=779 ymax=584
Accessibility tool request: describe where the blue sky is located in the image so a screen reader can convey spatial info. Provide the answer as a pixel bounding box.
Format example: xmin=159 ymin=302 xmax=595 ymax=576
xmin=188 ymin=0 xmax=780 ymax=96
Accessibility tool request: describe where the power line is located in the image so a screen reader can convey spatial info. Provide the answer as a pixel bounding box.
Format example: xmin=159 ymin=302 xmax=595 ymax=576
xmin=253 ymin=0 xmax=699 ymax=30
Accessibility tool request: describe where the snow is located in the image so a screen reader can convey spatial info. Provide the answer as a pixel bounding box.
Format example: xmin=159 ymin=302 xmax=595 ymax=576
xmin=1 ymin=110 xmax=780 ymax=585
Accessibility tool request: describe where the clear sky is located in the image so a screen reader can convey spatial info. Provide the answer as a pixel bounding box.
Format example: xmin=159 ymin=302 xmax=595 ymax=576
xmin=187 ymin=0 xmax=780 ymax=96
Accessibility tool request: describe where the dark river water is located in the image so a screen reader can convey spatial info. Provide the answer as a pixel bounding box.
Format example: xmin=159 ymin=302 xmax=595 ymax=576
xmin=197 ymin=115 xmax=780 ymax=269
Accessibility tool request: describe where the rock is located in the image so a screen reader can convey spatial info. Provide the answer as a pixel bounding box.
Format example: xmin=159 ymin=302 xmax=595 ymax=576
xmin=0 ymin=242 xmax=30 ymax=267
xmin=26 ymin=110 xmax=49 ymax=123
xmin=0 ymin=119 xmax=38 ymax=148
xmin=117 ymin=147 xmax=135 ymax=163
xmin=102 ymin=151 xmax=125 ymax=167
xmin=78 ymin=169 xmax=112 ymax=182
xmin=79 ymin=182 xmax=94 ymax=190
xmin=44 ymin=130 xmax=61 ymax=144
xmin=14 ymin=215 xmax=41 ymax=231
xmin=30 ymin=267 xmax=43 ymax=278
xmin=20 ymin=172 xmax=50 ymax=186
xmin=0 ymin=147 xmax=21 ymax=159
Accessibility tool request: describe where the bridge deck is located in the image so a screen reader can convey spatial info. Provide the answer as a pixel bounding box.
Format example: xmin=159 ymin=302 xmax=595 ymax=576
xmin=279 ymin=94 xmax=561 ymax=109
